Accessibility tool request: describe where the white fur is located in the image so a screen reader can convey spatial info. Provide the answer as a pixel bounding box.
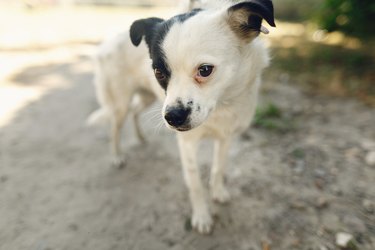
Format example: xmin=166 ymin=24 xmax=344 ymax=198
xmin=87 ymin=30 xmax=162 ymax=167
xmin=88 ymin=0 xmax=272 ymax=233
xmin=161 ymin=11 xmax=269 ymax=232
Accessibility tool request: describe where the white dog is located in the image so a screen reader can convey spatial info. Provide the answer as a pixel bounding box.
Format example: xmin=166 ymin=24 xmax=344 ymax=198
xmin=88 ymin=0 xmax=275 ymax=234
xmin=88 ymin=0 xmax=200 ymax=166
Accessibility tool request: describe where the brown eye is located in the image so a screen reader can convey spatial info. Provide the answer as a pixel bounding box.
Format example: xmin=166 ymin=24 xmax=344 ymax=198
xmin=154 ymin=68 xmax=166 ymax=80
xmin=198 ymin=64 xmax=214 ymax=77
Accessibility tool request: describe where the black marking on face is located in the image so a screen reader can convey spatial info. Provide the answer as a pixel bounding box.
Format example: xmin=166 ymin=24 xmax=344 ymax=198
xmin=151 ymin=9 xmax=202 ymax=91
xmin=196 ymin=105 xmax=201 ymax=112
xmin=130 ymin=9 xmax=202 ymax=91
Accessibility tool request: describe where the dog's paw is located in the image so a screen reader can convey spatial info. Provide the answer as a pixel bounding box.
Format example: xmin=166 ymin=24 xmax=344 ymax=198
xmin=211 ymin=185 xmax=231 ymax=204
xmin=191 ymin=210 xmax=213 ymax=234
xmin=111 ymin=156 xmax=127 ymax=169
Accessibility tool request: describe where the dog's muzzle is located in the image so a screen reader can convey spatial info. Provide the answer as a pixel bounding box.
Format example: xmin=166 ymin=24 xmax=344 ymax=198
xmin=164 ymin=107 xmax=191 ymax=131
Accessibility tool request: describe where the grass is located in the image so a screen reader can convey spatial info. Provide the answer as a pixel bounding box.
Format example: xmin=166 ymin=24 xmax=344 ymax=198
xmin=253 ymin=103 xmax=295 ymax=133
xmin=291 ymin=148 xmax=305 ymax=159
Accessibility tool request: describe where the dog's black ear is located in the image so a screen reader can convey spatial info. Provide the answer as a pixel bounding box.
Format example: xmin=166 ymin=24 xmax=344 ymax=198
xmin=130 ymin=17 xmax=164 ymax=47
xmin=227 ymin=0 xmax=276 ymax=42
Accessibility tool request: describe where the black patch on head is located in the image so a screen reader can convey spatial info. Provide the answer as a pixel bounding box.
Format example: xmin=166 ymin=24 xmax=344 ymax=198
xmin=130 ymin=9 xmax=202 ymax=91
xmin=129 ymin=17 xmax=164 ymax=48
xmin=175 ymin=8 xmax=202 ymax=23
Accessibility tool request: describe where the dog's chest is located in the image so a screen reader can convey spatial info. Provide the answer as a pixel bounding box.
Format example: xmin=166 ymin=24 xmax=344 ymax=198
xmin=202 ymin=101 xmax=257 ymax=139
xmin=200 ymin=80 xmax=261 ymax=139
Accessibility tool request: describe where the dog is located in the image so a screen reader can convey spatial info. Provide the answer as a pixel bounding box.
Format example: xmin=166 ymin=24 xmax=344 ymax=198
xmin=88 ymin=0 xmax=275 ymax=234
xmin=87 ymin=0 xmax=201 ymax=167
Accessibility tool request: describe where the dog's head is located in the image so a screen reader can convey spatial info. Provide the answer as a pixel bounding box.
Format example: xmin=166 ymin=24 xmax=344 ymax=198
xmin=130 ymin=0 xmax=275 ymax=132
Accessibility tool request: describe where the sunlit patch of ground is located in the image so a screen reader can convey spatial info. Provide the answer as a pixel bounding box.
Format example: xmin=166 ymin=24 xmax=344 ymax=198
xmin=0 ymin=45 xmax=94 ymax=127
xmin=0 ymin=4 xmax=176 ymax=128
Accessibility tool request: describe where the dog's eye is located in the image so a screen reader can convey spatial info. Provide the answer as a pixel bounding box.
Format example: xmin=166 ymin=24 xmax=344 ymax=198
xmin=154 ymin=68 xmax=166 ymax=81
xmin=198 ymin=64 xmax=214 ymax=77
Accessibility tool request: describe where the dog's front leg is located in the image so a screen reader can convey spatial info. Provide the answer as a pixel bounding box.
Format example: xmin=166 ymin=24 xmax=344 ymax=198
xmin=177 ymin=134 xmax=213 ymax=234
xmin=210 ymin=138 xmax=231 ymax=203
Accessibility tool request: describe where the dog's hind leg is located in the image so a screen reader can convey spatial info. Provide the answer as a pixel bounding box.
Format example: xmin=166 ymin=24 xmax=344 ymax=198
xmin=177 ymin=134 xmax=213 ymax=234
xmin=110 ymin=108 xmax=128 ymax=169
xmin=210 ymin=138 xmax=231 ymax=203
xmin=133 ymin=112 xmax=146 ymax=144
xmin=109 ymin=90 xmax=134 ymax=169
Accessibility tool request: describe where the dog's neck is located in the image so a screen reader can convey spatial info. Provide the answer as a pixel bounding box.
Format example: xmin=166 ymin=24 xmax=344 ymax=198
xmin=219 ymin=38 xmax=267 ymax=105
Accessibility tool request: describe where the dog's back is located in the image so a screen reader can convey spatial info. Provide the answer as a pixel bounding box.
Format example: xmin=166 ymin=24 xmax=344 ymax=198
xmin=88 ymin=31 xmax=155 ymax=125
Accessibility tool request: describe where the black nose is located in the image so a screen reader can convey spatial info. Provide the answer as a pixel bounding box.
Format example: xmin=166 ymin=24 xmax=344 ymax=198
xmin=164 ymin=108 xmax=190 ymax=127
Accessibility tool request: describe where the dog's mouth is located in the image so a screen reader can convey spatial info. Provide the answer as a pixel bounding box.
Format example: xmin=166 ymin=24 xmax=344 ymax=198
xmin=175 ymin=126 xmax=192 ymax=132
xmin=166 ymin=124 xmax=192 ymax=132
xmin=164 ymin=122 xmax=193 ymax=132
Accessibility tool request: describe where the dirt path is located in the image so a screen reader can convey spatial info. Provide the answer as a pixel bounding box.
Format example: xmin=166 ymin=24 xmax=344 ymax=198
xmin=0 ymin=45 xmax=374 ymax=250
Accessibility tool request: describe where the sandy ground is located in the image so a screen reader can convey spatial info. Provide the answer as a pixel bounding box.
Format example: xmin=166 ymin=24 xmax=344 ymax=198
xmin=0 ymin=4 xmax=374 ymax=250
xmin=0 ymin=42 xmax=374 ymax=250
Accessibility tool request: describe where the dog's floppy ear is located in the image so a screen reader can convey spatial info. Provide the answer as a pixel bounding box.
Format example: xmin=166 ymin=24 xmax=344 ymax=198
xmin=130 ymin=17 xmax=164 ymax=47
xmin=227 ymin=0 xmax=276 ymax=42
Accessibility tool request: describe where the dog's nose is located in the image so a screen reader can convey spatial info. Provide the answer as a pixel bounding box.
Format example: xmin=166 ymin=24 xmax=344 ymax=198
xmin=164 ymin=108 xmax=190 ymax=127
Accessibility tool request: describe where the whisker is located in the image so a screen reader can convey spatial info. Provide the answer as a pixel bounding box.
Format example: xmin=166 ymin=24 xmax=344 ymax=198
xmin=153 ymin=119 xmax=165 ymax=135
xmin=144 ymin=112 xmax=163 ymax=127
xmin=143 ymin=106 xmax=162 ymax=116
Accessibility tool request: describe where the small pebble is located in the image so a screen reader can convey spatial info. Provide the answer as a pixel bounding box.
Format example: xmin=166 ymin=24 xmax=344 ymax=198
xmin=336 ymin=232 xmax=354 ymax=248
xmin=365 ymin=151 xmax=375 ymax=166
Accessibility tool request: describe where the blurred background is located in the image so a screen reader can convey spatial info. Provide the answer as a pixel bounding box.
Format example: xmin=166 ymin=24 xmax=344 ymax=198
xmin=0 ymin=1 xmax=374 ymax=250
xmin=269 ymin=0 xmax=374 ymax=105
xmin=1 ymin=0 xmax=374 ymax=127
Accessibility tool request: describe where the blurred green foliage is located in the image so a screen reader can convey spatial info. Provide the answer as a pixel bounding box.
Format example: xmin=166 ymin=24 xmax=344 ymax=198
xmin=253 ymin=103 xmax=295 ymax=133
xmin=268 ymin=0 xmax=375 ymax=105
xmin=269 ymin=41 xmax=375 ymax=104
xmin=316 ymin=0 xmax=375 ymax=38
xmin=272 ymin=44 xmax=373 ymax=76
xmin=274 ymin=0 xmax=323 ymax=21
